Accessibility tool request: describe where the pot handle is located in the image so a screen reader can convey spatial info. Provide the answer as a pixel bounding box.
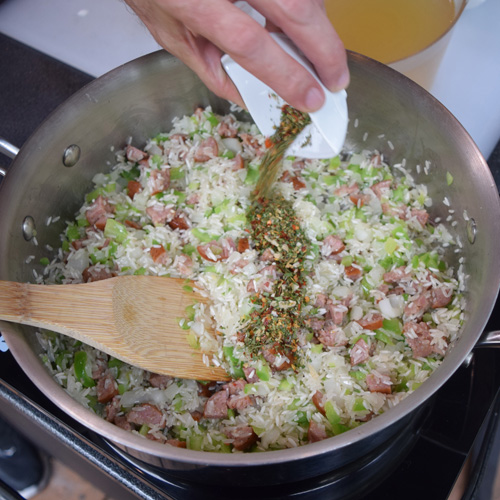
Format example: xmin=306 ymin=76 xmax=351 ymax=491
xmin=475 ymin=330 xmax=500 ymax=348
xmin=0 ymin=137 xmax=20 ymax=177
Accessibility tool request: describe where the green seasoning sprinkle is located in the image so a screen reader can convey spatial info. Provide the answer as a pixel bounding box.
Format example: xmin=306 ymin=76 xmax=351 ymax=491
xmin=253 ymin=105 xmax=311 ymax=199
xmin=242 ymin=195 xmax=310 ymax=368
xmin=446 ymin=172 xmax=454 ymax=186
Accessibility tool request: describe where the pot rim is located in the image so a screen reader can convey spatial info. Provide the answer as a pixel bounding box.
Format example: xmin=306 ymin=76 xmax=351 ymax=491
xmin=1 ymin=49 xmax=500 ymax=467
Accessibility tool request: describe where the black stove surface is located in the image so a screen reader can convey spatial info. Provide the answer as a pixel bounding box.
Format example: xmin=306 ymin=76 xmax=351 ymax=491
xmin=1 ymin=32 xmax=500 ymax=500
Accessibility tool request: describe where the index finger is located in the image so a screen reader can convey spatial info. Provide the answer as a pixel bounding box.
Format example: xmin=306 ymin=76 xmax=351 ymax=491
xmin=248 ymin=0 xmax=350 ymax=92
xmin=177 ymin=0 xmax=330 ymax=112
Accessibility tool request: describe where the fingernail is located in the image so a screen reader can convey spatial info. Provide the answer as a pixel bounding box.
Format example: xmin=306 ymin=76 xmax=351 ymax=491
xmin=305 ymin=86 xmax=325 ymax=111
xmin=335 ymin=68 xmax=350 ymax=91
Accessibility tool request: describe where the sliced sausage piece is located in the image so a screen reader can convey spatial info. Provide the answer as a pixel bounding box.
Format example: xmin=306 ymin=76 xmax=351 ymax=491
xmin=203 ymin=390 xmax=228 ymax=419
xmin=127 ymin=180 xmax=142 ymax=200
xmin=325 ymin=301 xmax=348 ymax=325
xmin=150 ymin=245 xmax=168 ymax=264
xmin=371 ymin=180 xmax=392 ymax=199
xmin=82 ymin=266 xmax=115 ymax=283
xmin=227 ymin=394 xmax=254 ymax=411
xmin=126 ymin=145 xmax=147 ymax=162
xmin=410 ymin=209 xmax=429 ymax=227
xmin=404 ymin=292 xmax=431 ymax=320
xmin=125 ymin=219 xmax=142 ymax=229
xmin=126 ymin=403 xmax=165 ymax=428
xmin=194 ymin=137 xmax=219 ymax=162
xmin=321 ymin=235 xmax=345 ymax=257
xmin=232 ymin=153 xmax=245 ymax=171
xmin=243 ymin=366 xmax=259 ymax=383
xmin=344 ymin=265 xmax=363 ymax=281
xmin=403 ymin=321 xmax=444 ymax=358
xmin=225 ymin=426 xmax=258 ymax=451
xmin=148 ymin=373 xmax=173 ymax=389
xmin=431 ymin=286 xmax=453 ymax=308
xmin=308 ymin=421 xmax=328 ymax=443
xmin=350 ymin=339 xmax=370 ymax=366
xmin=146 ymin=204 xmax=175 ymax=225
xmin=168 ymin=210 xmax=190 ymax=230
xmin=334 ymin=183 xmax=359 ymax=197
xmin=147 ymin=169 xmax=170 ymax=195
xmin=237 ymin=237 xmax=250 ymax=253
xmin=114 ymin=415 xmax=133 ymax=431
xmin=366 ymin=373 xmax=392 ymax=394
xmin=312 ymin=390 xmax=326 ymax=416
xmin=262 ymin=346 xmax=293 ymax=371
xmin=357 ymin=313 xmax=384 ymax=331
xmin=86 ymin=195 xmax=115 ymax=227
xmin=383 ymin=266 xmax=411 ymax=284
xmin=97 ymin=373 xmax=119 ymax=404
xmin=317 ymin=321 xmax=348 ymax=347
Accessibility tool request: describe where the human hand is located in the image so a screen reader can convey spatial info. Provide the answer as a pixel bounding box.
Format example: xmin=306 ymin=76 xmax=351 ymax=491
xmin=123 ymin=0 xmax=349 ymax=112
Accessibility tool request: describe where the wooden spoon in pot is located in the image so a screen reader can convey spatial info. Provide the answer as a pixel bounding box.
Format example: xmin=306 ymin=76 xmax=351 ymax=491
xmin=0 ymin=276 xmax=230 ymax=381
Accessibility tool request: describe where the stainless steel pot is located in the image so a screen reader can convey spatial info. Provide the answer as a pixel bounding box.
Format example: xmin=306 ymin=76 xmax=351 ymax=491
xmin=1 ymin=50 xmax=500 ymax=485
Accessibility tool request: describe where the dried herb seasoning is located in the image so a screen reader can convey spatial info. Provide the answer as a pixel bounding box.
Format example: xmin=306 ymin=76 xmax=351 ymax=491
xmin=253 ymin=105 xmax=311 ymax=199
xmin=243 ymin=195 xmax=311 ymax=368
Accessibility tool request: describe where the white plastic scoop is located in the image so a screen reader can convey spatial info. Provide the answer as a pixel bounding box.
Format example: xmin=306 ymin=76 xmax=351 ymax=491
xmin=221 ymin=4 xmax=348 ymax=158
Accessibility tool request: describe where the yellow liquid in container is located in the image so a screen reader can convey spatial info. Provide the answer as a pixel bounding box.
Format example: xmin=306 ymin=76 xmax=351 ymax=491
xmin=324 ymin=0 xmax=456 ymax=64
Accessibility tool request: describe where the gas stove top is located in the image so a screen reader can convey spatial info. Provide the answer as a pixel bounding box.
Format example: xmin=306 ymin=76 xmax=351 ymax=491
xmin=1 ymin=33 xmax=500 ymax=500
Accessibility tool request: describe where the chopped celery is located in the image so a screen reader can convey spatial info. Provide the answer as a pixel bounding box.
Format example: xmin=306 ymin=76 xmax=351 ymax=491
xmin=118 ymin=383 xmax=129 ymax=395
xmin=295 ymin=411 xmax=309 ymax=428
xmin=139 ymin=424 xmax=150 ymax=436
xmin=384 ymin=237 xmax=398 ymax=255
xmin=206 ymin=112 xmax=219 ymax=127
xmin=382 ymin=318 xmax=402 ymax=334
xmin=73 ymin=351 xmax=96 ymax=388
xmin=349 ymin=369 xmax=366 ymax=381
xmin=185 ymin=305 xmax=196 ymax=321
xmin=279 ymin=379 xmax=293 ymax=391
xmin=183 ymin=285 xmax=194 ymax=293
xmin=446 ymin=172 xmax=454 ymax=186
xmin=323 ymin=174 xmax=342 ymax=186
xmin=353 ymin=398 xmax=366 ymax=412
xmin=173 ymin=190 xmax=187 ymax=205
xmin=119 ymin=165 xmax=140 ymax=181
xmin=311 ymin=344 xmax=324 ymax=354
xmin=104 ymin=219 xmax=128 ymax=243
xmin=244 ymin=383 xmax=257 ymax=395
xmin=133 ymin=267 xmax=146 ymax=275
xmin=182 ymin=243 xmax=196 ymax=256
xmin=188 ymin=434 xmax=204 ymax=451
xmin=256 ymin=363 xmax=271 ymax=382
xmin=324 ymin=401 xmax=349 ymax=435
xmin=375 ymin=330 xmax=394 ymax=345
xmin=223 ymin=346 xmax=244 ymax=379
xmin=39 ymin=257 xmax=50 ymax=266
xmin=151 ymin=154 xmax=163 ymax=167
xmin=328 ymin=156 xmax=341 ymax=170
xmin=227 ymin=409 xmax=236 ymax=419
xmin=221 ymin=150 xmax=235 ymax=159
xmin=108 ymin=357 xmax=123 ymax=369
xmin=66 ymin=223 xmax=81 ymax=242
xmin=244 ymin=164 xmax=260 ymax=185
xmin=186 ymin=332 xmax=200 ymax=349
xmin=191 ymin=228 xmax=213 ymax=243
xmin=170 ymin=166 xmax=184 ymax=180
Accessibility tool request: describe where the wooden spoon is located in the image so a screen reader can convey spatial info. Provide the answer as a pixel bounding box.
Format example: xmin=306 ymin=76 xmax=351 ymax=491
xmin=0 ymin=276 xmax=229 ymax=381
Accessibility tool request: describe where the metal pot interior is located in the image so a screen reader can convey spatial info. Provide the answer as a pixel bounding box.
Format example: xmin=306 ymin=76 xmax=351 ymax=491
xmin=1 ymin=50 xmax=499 ymax=477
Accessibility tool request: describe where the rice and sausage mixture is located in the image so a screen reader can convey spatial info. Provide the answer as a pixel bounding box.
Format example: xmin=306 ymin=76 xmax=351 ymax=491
xmin=37 ymin=107 xmax=465 ymax=452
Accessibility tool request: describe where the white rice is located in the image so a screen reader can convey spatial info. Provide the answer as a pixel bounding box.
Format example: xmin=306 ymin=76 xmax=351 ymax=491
xmin=36 ymin=107 xmax=466 ymax=453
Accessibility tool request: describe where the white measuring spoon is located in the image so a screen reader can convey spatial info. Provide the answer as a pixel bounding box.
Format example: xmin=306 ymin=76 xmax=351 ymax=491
xmin=221 ymin=4 xmax=348 ymax=158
